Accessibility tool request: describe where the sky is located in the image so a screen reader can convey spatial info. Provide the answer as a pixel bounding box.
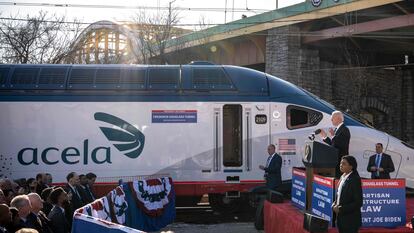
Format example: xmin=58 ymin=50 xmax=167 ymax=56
xmin=0 ymin=0 xmax=304 ymax=29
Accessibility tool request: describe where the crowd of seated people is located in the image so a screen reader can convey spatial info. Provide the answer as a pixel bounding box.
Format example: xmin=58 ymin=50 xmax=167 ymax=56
xmin=0 ymin=172 xmax=97 ymax=233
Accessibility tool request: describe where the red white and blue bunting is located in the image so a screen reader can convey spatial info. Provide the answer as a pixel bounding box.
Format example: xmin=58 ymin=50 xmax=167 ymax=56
xmin=72 ymin=213 xmax=144 ymax=233
xmin=74 ymin=176 xmax=175 ymax=232
xmin=128 ymin=177 xmax=173 ymax=217
xmin=75 ymin=186 xmax=128 ymax=225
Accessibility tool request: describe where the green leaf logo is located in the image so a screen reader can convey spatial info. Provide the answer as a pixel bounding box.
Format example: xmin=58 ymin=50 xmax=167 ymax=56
xmin=94 ymin=112 xmax=145 ymax=159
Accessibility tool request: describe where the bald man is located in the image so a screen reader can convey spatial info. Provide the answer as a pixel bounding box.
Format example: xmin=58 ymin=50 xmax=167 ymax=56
xmin=320 ymin=111 xmax=351 ymax=178
xmin=0 ymin=204 xmax=12 ymax=233
xmin=27 ymin=193 xmax=52 ymax=233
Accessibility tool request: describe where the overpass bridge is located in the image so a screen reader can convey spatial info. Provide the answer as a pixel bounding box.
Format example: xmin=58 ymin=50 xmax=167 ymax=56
xmin=159 ymin=0 xmax=414 ymax=145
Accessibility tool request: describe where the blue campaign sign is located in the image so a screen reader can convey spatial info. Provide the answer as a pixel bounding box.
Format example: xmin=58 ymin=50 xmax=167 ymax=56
xmin=311 ymin=175 xmax=335 ymax=225
xmin=291 ymin=168 xmax=306 ymax=210
xmin=361 ymin=179 xmax=406 ymax=228
xmin=152 ymin=110 xmax=197 ymax=123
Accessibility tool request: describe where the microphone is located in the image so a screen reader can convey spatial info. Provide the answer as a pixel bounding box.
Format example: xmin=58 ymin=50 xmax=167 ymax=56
xmin=314 ymin=129 xmax=322 ymax=135
xmin=308 ymin=134 xmax=315 ymax=141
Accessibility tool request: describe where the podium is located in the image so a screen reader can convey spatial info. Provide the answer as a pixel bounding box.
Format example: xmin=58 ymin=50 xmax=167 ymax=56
xmin=302 ymin=141 xmax=338 ymax=210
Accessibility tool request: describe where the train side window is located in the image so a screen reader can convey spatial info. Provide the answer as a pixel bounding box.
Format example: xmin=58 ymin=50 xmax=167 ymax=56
xmin=11 ymin=68 xmax=40 ymax=85
xmin=148 ymin=68 xmax=179 ymax=89
xmin=38 ymin=68 xmax=68 ymax=88
xmin=120 ymin=68 xmax=146 ymax=89
xmin=0 ymin=68 xmax=10 ymax=87
xmin=69 ymin=68 xmax=96 ymax=85
xmin=192 ymin=67 xmax=233 ymax=90
xmin=223 ymin=104 xmax=243 ymax=167
xmin=95 ymin=69 xmax=121 ymax=84
xmin=287 ymin=105 xmax=323 ymax=130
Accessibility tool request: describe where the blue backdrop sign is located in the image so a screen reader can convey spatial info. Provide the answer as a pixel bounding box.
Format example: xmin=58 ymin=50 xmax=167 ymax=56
xmin=311 ymin=175 xmax=335 ymax=225
xmin=361 ymin=179 xmax=406 ymax=228
xmin=291 ymin=168 xmax=306 ymax=210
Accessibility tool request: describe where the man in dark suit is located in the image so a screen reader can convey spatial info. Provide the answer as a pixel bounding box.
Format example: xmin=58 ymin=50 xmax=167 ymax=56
xmin=0 ymin=204 xmax=12 ymax=233
xmin=333 ymin=156 xmax=363 ymax=233
xmin=64 ymin=172 xmax=84 ymax=211
xmin=320 ymin=111 xmax=351 ymax=178
xmin=27 ymin=193 xmax=52 ymax=233
xmin=259 ymin=144 xmax=282 ymax=191
xmin=78 ymin=174 xmax=93 ymax=204
xmin=35 ymin=173 xmax=48 ymax=196
xmin=40 ymin=188 xmax=53 ymax=216
xmin=48 ymin=188 xmax=70 ymax=233
xmin=64 ymin=172 xmax=84 ymax=228
xmin=85 ymin=173 xmax=97 ymax=200
xmin=367 ymin=143 xmax=395 ymax=179
xmin=9 ymin=195 xmax=32 ymax=231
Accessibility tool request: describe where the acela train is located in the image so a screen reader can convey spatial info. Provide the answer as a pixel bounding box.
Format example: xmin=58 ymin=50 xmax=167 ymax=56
xmin=0 ymin=64 xmax=413 ymax=208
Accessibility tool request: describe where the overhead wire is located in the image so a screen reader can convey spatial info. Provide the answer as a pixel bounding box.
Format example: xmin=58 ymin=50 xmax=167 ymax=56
xmin=0 ymin=1 xmax=409 ymax=18
xmin=0 ymin=1 xmax=272 ymax=12
xmin=1 ymin=16 xmax=414 ymax=40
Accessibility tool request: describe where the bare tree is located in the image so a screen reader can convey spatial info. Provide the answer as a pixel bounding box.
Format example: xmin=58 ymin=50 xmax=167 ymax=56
xmin=132 ymin=3 xmax=184 ymax=64
xmin=0 ymin=11 xmax=81 ymax=64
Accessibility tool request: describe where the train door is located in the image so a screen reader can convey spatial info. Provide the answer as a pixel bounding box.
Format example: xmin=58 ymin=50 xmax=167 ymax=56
xmin=210 ymin=103 xmax=253 ymax=211
xmin=222 ymin=104 xmax=243 ymax=175
xmin=213 ymin=103 xmax=270 ymax=177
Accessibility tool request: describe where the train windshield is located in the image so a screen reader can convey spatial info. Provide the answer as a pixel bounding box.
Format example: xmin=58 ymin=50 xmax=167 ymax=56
xmin=301 ymin=88 xmax=372 ymax=128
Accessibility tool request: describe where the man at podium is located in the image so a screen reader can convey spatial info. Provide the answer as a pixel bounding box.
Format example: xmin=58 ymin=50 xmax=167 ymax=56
xmin=319 ymin=111 xmax=351 ymax=178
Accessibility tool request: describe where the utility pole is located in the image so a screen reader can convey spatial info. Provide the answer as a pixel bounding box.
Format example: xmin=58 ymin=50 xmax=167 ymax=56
xmin=232 ymin=0 xmax=235 ymax=21
xmin=276 ymin=0 xmax=278 ymax=9
xmin=224 ymin=0 xmax=227 ymax=23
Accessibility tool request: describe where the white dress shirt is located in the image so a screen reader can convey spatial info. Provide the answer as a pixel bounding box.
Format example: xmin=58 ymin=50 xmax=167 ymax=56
xmin=336 ymin=171 xmax=352 ymax=205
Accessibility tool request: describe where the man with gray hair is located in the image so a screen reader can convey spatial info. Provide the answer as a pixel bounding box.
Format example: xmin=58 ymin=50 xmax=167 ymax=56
xmin=27 ymin=193 xmax=52 ymax=233
xmin=319 ymin=111 xmax=351 ymax=178
xmin=10 ymin=195 xmax=32 ymax=231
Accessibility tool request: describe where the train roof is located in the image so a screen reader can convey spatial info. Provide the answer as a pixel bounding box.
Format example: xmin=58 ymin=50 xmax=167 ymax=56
xmin=0 ymin=64 xmax=305 ymax=98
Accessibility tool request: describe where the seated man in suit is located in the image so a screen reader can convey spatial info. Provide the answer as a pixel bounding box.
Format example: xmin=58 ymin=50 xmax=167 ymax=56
xmin=64 ymin=172 xmax=84 ymax=228
xmin=367 ymin=143 xmax=395 ymax=179
xmin=78 ymin=175 xmax=93 ymax=204
xmin=27 ymin=193 xmax=52 ymax=233
xmin=9 ymin=195 xmax=34 ymax=231
xmin=48 ymin=188 xmax=70 ymax=233
xmin=85 ymin=173 xmax=97 ymax=201
xmin=259 ymin=144 xmax=282 ymax=191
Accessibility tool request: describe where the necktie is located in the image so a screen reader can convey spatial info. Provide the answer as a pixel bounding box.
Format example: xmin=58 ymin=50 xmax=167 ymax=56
xmin=73 ymin=187 xmax=80 ymax=199
xmin=87 ymin=186 xmax=95 ymax=200
xmin=266 ymin=155 xmax=273 ymax=168
xmin=375 ymin=154 xmax=381 ymax=177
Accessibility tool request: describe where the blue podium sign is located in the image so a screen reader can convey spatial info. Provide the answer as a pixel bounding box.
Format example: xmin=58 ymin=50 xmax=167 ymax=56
xmin=361 ymin=179 xmax=406 ymax=228
xmin=311 ymin=175 xmax=335 ymax=225
xmin=291 ymin=168 xmax=306 ymax=210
